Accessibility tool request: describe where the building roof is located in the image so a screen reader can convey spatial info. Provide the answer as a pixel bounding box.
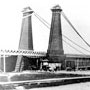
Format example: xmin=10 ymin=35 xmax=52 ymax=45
xmin=66 ymin=54 xmax=90 ymax=58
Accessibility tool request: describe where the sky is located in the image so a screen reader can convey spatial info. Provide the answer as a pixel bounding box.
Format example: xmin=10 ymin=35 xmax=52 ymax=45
xmin=0 ymin=0 xmax=90 ymax=54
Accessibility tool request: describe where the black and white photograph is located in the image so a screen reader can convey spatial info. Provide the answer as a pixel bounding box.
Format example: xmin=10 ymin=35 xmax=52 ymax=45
xmin=0 ymin=0 xmax=90 ymax=90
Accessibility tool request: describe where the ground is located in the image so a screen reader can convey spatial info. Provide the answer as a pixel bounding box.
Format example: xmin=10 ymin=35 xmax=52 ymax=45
xmin=15 ymin=82 xmax=90 ymax=90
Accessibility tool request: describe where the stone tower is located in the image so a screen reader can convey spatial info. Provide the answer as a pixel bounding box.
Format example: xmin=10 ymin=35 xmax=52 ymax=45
xmin=15 ymin=7 xmax=33 ymax=71
xmin=47 ymin=5 xmax=65 ymax=63
xmin=19 ymin=7 xmax=33 ymax=50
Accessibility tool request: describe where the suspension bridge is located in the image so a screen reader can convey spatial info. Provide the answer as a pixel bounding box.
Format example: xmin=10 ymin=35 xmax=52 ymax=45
xmin=0 ymin=5 xmax=90 ymax=73
xmin=0 ymin=5 xmax=90 ymax=90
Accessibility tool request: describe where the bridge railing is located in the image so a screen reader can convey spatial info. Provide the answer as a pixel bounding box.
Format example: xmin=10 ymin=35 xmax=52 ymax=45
xmin=0 ymin=49 xmax=46 ymax=56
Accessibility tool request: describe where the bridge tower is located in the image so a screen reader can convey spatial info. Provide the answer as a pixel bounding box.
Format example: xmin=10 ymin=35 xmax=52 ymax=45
xmin=47 ymin=5 xmax=65 ymax=67
xmin=19 ymin=7 xmax=33 ymax=50
xmin=15 ymin=7 xmax=34 ymax=71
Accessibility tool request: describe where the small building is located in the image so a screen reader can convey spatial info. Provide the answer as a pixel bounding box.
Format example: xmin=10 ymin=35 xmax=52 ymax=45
xmin=65 ymin=54 xmax=90 ymax=70
xmin=0 ymin=50 xmax=46 ymax=72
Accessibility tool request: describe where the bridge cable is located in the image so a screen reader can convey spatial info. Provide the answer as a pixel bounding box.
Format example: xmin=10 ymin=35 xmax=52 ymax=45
xmin=63 ymin=35 xmax=90 ymax=53
xmin=34 ymin=12 xmax=50 ymax=29
xmin=61 ymin=11 xmax=90 ymax=48
xmin=34 ymin=12 xmax=50 ymax=26
xmin=63 ymin=39 xmax=85 ymax=54
xmin=33 ymin=12 xmax=90 ymax=54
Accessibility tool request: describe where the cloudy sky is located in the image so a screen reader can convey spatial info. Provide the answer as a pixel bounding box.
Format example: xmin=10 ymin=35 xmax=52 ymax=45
xmin=0 ymin=0 xmax=90 ymax=54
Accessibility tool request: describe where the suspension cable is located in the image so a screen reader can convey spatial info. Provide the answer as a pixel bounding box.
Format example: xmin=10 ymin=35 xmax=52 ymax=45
xmin=34 ymin=12 xmax=50 ymax=26
xmin=63 ymin=39 xmax=85 ymax=55
xmin=63 ymin=35 xmax=90 ymax=53
xmin=33 ymin=11 xmax=90 ymax=54
xmin=61 ymin=11 xmax=90 ymax=47
xmin=34 ymin=13 xmax=50 ymax=29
